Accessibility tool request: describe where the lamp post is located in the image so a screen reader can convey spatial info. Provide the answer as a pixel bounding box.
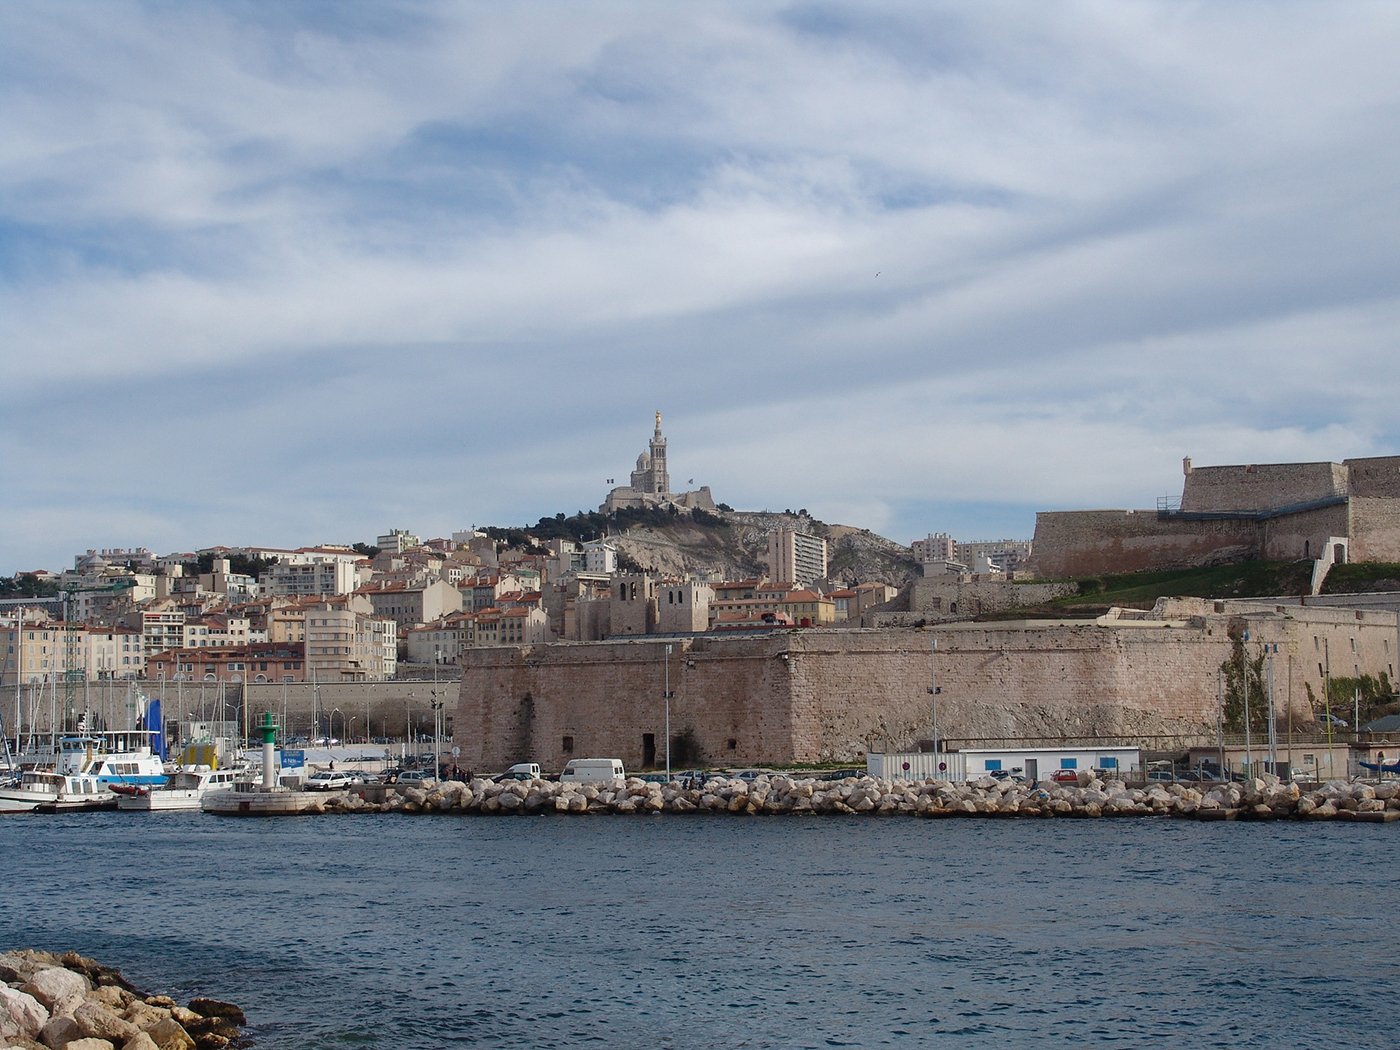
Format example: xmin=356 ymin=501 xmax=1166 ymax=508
xmin=1241 ymin=631 xmax=1252 ymax=775
xmin=662 ymin=643 xmax=673 ymax=780
xmin=1264 ymin=643 xmax=1279 ymax=775
xmin=928 ymin=637 xmax=942 ymax=764
xmin=332 ymin=707 xmax=343 ymax=747
xmin=431 ymin=650 xmax=443 ymax=774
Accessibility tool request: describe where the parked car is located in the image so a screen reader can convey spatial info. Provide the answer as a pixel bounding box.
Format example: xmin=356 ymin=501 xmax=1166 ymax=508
xmin=305 ymin=770 xmax=357 ymax=791
xmin=1318 ymin=713 xmax=1349 ymax=729
xmin=1051 ymin=769 xmax=1081 ymax=784
xmin=494 ymin=762 xmax=542 ymax=782
xmin=397 ymin=769 xmax=436 ymax=786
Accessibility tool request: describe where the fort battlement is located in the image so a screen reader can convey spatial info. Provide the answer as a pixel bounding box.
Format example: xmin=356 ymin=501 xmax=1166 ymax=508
xmin=1030 ymin=455 xmax=1400 ymax=579
xmin=453 ymin=603 xmax=1391 ymax=770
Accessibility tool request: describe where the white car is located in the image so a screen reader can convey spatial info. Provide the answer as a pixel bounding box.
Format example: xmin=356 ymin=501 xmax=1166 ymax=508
xmin=396 ymin=770 xmax=436 ymax=786
xmin=305 ymin=770 xmax=357 ymax=791
xmin=1317 ymin=713 xmax=1349 ymax=729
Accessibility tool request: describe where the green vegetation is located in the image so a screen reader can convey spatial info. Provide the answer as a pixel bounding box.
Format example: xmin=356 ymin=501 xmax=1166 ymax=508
xmin=1322 ymin=561 xmax=1400 ymax=594
xmin=0 ymin=573 xmax=59 ymax=598
xmin=1053 ymin=560 xmax=1315 ymax=608
xmin=483 ymin=505 xmax=732 ymax=548
xmin=193 ymin=552 xmax=278 ymax=579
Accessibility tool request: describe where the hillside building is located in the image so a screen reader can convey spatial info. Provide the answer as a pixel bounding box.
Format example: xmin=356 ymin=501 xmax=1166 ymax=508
xmin=601 ymin=412 xmax=718 ymax=515
xmin=766 ymin=529 xmax=828 ymax=588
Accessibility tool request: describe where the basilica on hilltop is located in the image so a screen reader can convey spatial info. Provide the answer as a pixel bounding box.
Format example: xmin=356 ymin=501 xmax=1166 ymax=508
xmin=601 ymin=412 xmax=718 ymax=515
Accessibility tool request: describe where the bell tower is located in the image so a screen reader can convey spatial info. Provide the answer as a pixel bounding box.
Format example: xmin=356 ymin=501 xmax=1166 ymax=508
xmin=649 ymin=411 xmax=669 ymax=495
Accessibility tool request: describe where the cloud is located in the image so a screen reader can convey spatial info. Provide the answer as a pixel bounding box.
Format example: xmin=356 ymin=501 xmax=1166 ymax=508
xmin=3 ymin=1 xmax=1400 ymax=571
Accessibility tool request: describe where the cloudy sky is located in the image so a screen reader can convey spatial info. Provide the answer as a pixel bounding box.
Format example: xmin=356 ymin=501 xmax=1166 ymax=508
xmin=4 ymin=1 xmax=1400 ymax=574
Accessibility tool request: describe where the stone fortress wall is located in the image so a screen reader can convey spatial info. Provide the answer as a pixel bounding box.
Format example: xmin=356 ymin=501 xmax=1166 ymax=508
xmin=1030 ymin=455 xmax=1400 ymax=579
xmin=454 ymin=603 xmax=1396 ymax=771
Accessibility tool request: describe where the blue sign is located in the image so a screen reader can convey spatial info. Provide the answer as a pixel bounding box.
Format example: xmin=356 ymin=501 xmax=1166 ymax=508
xmin=281 ymin=749 xmax=305 ymax=769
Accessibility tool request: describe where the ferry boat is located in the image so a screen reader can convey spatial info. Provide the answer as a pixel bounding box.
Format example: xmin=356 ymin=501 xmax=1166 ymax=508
xmin=0 ymin=770 xmax=116 ymax=813
xmin=117 ymin=766 xmax=244 ymax=812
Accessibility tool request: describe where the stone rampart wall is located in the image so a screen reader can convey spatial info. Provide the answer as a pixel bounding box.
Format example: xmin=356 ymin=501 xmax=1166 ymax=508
xmin=455 ymin=625 xmax=1258 ymax=771
xmin=1181 ymin=461 xmax=1346 ymax=513
xmin=1260 ymin=503 xmax=1351 ymax=561
xmin=1029 ymin=510 xmax=1260 ymax=578
xmin=908 ymin=576 xmax=1076 ymax=618
xmin=243 ymin=679 xmax=455 ymax=740
xmin=1345 ymin=456 xmax=1400 ymax=499
xmin=1349 ymin=496 xmax=1400 ymax=562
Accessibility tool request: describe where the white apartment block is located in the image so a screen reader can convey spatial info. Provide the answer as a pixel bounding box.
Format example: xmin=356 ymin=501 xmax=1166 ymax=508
xmin=912 ymin=533 xmax=957 ymax=563
xmin=265 ymin=558 xmax=361 ymax=597
xmin=766 ymin=529 xmax=828 ymax=588
xmin=377 ymin=528 xmax=421 ymax=554
xmin=584 ymin=541 xmax=618 ymax=575
xmin=304 ymin=606 xmax=397 ymax=681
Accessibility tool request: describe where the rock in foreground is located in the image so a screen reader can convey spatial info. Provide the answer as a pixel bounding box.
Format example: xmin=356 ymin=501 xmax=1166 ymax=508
xmin=0 ymin=949 xmax=245 ymax=1050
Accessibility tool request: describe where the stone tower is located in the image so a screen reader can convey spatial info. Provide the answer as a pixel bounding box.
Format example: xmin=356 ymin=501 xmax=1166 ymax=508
xmin=629 ymin=410 xmax=670 ymax=497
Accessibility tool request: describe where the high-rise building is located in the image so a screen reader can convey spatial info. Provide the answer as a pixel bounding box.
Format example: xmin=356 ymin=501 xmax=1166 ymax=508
xmin=766 ymin=529 xmax=828 ymax=588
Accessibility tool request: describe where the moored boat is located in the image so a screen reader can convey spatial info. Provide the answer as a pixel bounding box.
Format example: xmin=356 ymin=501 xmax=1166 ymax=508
xmin=118 ymin=767 xmax=244 ymax=812
xmin=0 ymin=770 xmax=117 ymax=813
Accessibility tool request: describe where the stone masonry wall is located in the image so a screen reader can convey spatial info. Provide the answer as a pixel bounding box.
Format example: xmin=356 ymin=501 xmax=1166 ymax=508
xmin=1344 ymin=456 xmax=1400 ymax=499
xmin=1258 ymin=502 xmax=1350 ymax=562
xmin=244 ymin=679 xmax=455 ymax=741
xmin=1029 ymin=510 xmax=1260 ymax=578
xmin=1180 ymin=461 xmax=1346 ymax=513
xmin=908 ymin=576 xmax=1076 ymax=618
xmin=455 ymin=625 xmax=1256 ymax=771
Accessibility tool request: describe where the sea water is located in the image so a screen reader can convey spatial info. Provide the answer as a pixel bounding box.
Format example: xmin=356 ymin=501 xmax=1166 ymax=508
xmin=2 ymin=812 xmax=1393 ymax=1049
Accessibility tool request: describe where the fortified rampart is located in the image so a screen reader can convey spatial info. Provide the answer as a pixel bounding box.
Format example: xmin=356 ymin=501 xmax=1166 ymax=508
xmin=906 ymin=575 xmax=1075 ymax=620
xmin=1029 ymin=510 xmax=1260 ymax=578
xmin=1180 ymin=461 xmax=1346 ymax=513
xmin=1029 ymin=455 xmax=1400 ymax=579
xmin=241 ymin=679 xmax=457 ymax=741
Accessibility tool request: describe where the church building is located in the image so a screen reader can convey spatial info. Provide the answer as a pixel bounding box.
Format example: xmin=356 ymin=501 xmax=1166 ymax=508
xmin=601 ymin=412 xmax=718 ymax=515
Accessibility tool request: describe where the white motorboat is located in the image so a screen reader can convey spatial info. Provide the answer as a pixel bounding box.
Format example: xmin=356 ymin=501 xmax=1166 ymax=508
xmin=117 ymin=766 xmax=245 ymax=812
xmin=56 ymin=732 xmax=168 ymax=789
xmin=0 ymin=770 xmax=116 ymax=814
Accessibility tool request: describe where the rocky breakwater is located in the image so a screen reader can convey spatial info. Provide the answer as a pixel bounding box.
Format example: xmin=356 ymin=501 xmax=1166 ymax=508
xmin=320 ymin=772 xmax=1400 ymax=821
xmin=0 ymin=949 xmax=245 ymax=1050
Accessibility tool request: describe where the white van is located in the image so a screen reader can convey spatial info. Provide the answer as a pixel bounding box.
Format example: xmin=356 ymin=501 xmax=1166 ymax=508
xmin=559 ymin=758 xmax=626 ymax=784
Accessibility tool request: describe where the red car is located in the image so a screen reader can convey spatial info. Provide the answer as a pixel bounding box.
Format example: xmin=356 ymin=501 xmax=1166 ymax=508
xmin=1051 ymin=769 xmax=1081 ymax=783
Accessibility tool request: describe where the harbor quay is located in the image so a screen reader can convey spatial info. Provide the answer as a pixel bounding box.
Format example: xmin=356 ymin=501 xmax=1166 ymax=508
xmin=279 ymin=770 xmax=1400 ymax=822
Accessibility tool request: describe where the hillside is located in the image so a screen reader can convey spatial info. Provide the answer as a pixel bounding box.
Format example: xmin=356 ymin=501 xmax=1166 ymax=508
xmin=491 ymin=506 xmax=918 ymax=587
xmin=611 ymin=510 xmax=918 ymax=587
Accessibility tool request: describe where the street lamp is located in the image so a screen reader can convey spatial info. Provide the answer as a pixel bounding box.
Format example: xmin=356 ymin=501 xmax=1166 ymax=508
xmin=1242 ymin=631 xmax=1252 ymax=775
xmin=928 ymin=637 xmax=942 ymax=765
xmin=332 ymin=707 xmax=344 ymax=746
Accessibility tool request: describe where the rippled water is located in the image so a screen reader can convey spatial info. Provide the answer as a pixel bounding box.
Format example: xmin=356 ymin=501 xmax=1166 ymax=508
xmin=2 ymin=812 xmax=1394 ymax=1049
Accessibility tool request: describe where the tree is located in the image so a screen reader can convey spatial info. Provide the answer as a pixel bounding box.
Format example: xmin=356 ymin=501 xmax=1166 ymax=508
xmin=1220 ymin=632 xmax=1267 ymax=733
xmin=0 ymin=573 xmax=60 ymax=598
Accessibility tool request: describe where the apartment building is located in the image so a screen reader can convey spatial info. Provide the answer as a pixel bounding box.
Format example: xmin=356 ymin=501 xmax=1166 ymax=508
xmin=146 ymin=642 xmax=306 ymax=684
xmin=766 ymin=529 xmax=828 ymax=589
xmin=355 ymin=578 xmax=463 ymax=630
xmin=304 ymin=605 xmax=398 ymax=681
xmin=264 ymin=557 xmax=361 ymax=597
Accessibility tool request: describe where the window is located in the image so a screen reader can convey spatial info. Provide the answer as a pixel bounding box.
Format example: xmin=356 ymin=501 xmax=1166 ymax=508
xmin=1060 ymin=758 xmax=1078 ymax=770
xmin=562 ymin=735 xmax=574 ymax=754
xmin=1098 ymin=757 xmax=1118 ymax=769
xmin=984 ymin=759 xmax=1003 ymax=772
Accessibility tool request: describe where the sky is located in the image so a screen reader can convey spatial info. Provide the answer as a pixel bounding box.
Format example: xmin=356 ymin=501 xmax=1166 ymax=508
xmin=4 ymin=1 xmax=1400 ymax=574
